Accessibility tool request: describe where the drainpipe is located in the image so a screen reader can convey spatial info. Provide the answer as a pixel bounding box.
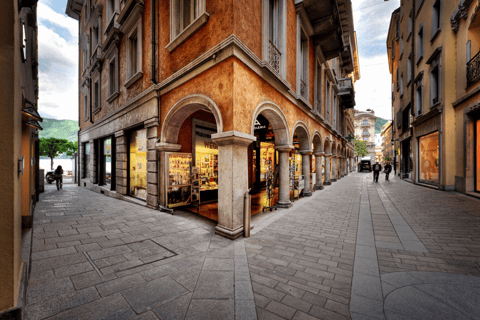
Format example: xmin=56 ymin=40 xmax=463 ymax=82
xmin=411 ymin=0 xmax=416 ymax=118
xmin=151 ymin=0 xmax=157 ymax=84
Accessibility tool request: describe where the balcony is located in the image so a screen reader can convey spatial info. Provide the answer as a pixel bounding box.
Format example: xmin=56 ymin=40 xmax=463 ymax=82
xmin=467 ymin=50 xmax=480 ymax=87
xmin=268 ymin=40 xmax=281 ymax=73
xmin=340 ymin=34 xmax=354 ymax=74
xmin=337 ymin=77 xmax=355 ymax=108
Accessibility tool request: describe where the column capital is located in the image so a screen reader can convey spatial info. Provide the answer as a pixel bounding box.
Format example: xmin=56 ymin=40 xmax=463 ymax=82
xmin=314 ymin=152 xmax=325 ymax=157
xmin=156 ymin=142 xmax=182 ymax=152
xmin=275 ymin=145 xmax=295 ymax=152
xmin=211 ymin=130 xmax=256 ymax=147
xmin=115 ymin=130 xmax=125 ymax=137
xmin=144 ymin=117 xmax=159 ymax=128
xmin=299 ymin=150 xmax=313 ymax=155
xmin=324 ymin=153 xmax=332 ymax=158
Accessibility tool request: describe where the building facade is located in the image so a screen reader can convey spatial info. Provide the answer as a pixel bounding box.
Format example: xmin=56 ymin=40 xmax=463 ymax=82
xmin=388 ymin=0 xmax=480 ymax=194
xmin=381 ymin=121 xmax=394 ymax=163
xmin=66 ymin=0 xmax=360 ymax=239
xmin=354 ymin=109 xmax=376 ymax=161
xmin=0 ymin=0 xmax=42 ymax=316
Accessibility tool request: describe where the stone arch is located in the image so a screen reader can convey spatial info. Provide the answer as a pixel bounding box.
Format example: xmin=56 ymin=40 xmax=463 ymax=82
xmin=336 ymin=144 xmax=341 ymax=156
xmin=292 ymin=121 xmax=311 ymax=151
xmin=312 ymin=131 xmax=323 ymax=153
xmin=251 ymin=101 xmax=290 ymax=146
xmin=160 ymin=94 xmax=223 ymax=144
xmin=331 ymin=141 xmax=337 ymax=155
xmin=324 ymin=138 xmax=331 ymax=154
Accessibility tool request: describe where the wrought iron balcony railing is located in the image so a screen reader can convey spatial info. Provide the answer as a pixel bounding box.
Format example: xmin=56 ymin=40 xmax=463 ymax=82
xmin=268 ymin=40 xmax=281 ymax=73
xmin=467 ymin=49 xmax=480 ymax=86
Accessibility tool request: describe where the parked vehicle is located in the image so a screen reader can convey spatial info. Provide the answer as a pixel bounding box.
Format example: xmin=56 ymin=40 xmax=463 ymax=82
xmin=358 ymin=160 xmax=372 ymax=172
xmin=45 ymin=171 xmax=55 ymax=184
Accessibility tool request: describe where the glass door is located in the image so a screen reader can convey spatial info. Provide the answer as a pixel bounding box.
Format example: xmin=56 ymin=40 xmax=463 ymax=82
xmin=129 ymin=129 xmax=147 ymax=199
xmin=104 ymin=138 xmax=112 ymax=187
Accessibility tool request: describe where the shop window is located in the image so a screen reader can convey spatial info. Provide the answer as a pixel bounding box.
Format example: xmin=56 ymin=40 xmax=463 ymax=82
xmin=314 ymin=60 xmax=322 ymax=114
xmin=430 ymin=57 xmax=441 ymax=107
xmin=298 ymin=24 xmax=309 ymax=100
xmin=194 ymin=126 xmax=218 ymax=193
xmin=126 ymin=20 xmax=142 ymax=87
xmin=129 ymin=128 xmax=147 ymax=199
xmin=476 ymin=119 xmax=480 ymax=192
xmin=417 ymin=24 xmax=424 ymax=63
xmin=263 ymin=0 xmax=286 ymax=76
xmin=431 ymin=0 xmax=441 ymax=40
xmin=419 ymin=131 xmax=439 ymax=184
xmin=102 ymin=138 xmax=113 ymax=188
xmin=84 ymin=142 xmax=90 ymax=179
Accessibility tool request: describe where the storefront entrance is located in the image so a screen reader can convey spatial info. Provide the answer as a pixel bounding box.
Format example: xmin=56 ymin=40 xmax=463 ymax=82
xmin=476 ymin=119 xmax=480 ymax=192
xmin=129 ymin=128 xmax=147 ymax=200
xmin=99 ymin=137 xmax=115 ymax=189
xmin=418 ymin=131 xmax=439 ymax=185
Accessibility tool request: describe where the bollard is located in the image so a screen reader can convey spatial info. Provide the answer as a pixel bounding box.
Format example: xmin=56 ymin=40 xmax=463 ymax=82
xmin=244 ymin=188 xmax=251 ymax=238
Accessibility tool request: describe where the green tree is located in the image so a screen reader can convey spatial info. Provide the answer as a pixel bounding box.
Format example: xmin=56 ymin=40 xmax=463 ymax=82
xmin=354 ymin=139 xmax=369 ymax=158
xmin=39 ymin=138 xmax=78 ymax=170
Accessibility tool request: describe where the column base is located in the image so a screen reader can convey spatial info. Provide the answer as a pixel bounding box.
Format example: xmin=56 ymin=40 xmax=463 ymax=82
xmin=314 ymin=185 xmax=324 ymax=190
xmin=215 ymin=225 xmax=244 ymax=240
xmin=303 ymin=192 xmax=312 ymax=197
xmin=331 ymin=179 xmax=337 ymax=182
xmin=277 ymin=201 xmax=293 ymax=208
xmin=324 ymin=181 xmax=332 ymax=185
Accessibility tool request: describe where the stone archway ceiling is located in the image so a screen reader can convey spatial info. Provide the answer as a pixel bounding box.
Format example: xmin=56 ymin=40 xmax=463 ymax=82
xmin=298 ymin=0 xmax=344 ymax=61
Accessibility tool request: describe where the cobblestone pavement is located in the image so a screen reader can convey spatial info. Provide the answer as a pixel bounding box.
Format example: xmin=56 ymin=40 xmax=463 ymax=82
xmin=26 ymin=173 xmax=480 ymax=319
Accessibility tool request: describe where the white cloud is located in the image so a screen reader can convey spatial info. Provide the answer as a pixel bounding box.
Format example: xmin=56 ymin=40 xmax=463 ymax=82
xmin=37 ymin=3 xmax=78 ymax=121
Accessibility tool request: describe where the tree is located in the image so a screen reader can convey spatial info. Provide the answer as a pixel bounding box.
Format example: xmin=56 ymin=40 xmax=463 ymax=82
xmin=39 ymin=138 xmax=78 ymax=170
xmin=354 ymin=139 xmax=369 ymax=158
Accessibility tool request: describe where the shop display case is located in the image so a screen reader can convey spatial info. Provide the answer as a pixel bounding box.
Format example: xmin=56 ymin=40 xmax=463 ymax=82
xmin=196 ymin=153 xmax=218 ymax=191
xmin=165 ymin=153 xmax=192 ymax=208
xmin=260 ymin=143 xmax=275 ymax=182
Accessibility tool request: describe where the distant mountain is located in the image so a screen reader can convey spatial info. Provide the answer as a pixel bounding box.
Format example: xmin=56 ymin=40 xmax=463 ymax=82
xmin=375 ymin=118 xmax=389 ymax=134
xmin=40 ymin=118 xmax=79 ymax=142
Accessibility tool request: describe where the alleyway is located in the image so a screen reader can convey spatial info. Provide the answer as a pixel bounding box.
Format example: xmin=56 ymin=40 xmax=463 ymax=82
xmin=26 ymin=173 xmax=480 ymax=320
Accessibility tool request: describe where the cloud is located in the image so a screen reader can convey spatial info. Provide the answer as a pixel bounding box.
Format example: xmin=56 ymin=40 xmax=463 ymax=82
xmin=37 ymin=3 xmax=78 ymax=121
xmin=352 ymin=0 xmax=400 ymax=120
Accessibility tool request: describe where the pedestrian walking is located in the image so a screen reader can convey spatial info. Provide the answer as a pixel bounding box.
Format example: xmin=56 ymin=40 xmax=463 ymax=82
xmin=54 ymin=165 xmax=63 ymax=190
xmin=372 ymin=161 xmax=382 ymax=182
xmin=384 ymin=162 xmax=392 ymax=181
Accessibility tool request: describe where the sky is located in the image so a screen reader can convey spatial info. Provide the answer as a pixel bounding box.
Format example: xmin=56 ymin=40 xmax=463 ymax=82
xmin=38 ymin=0 xmax=400 ymax=121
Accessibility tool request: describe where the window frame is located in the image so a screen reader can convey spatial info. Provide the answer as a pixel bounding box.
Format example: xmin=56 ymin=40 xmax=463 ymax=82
xmin=431 ymin=0 xmax=442 ymax=41
xmin=125 ymin=19 xmax=143 ymax=88
xmin=107 ymin=55 xmax=119 ymax=102
xmin=415 ymin=78 xmax=424 ymax=116
xmin=417 ymin=23 xmax=424 ymax=64
xmin=314 ymin=58 xmax=323 ymax=116
xmin=429 ymin=57 xmax=441 ymax=107
xmin=263 ymin=0 xmax=287 ymax=78
xmin=297 ymin=20 xmax=309 ymax=101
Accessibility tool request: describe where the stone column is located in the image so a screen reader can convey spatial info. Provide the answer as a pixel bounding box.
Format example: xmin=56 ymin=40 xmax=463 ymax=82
xmin=212 ymin=131 xmax=256 ymax=240
xmin=145 ymin=118 xmax=159 ymax=209
xmin=300 ymin=150 xmax=312 ymax=197
xmin=331 ymin=155 xmax=337 ymax=182
xmin=276 ymin=145 xmax=294 ymax=208
xmin=324 ymin=154 xmax=332 ymax=185
xmin=340 ymin=157 xmax=345 ymax=178
xmin=156 ymin=142 xmax=182 ymax=208
xmin=115 ymin=131 xmax=128 ymax=195
xmin=314 ymin=152 xmax=324 ymax=190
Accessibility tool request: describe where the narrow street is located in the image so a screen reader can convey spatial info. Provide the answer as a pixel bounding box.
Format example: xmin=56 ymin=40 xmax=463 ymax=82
xmin=26 ymin=173 xmax=480 ymax=320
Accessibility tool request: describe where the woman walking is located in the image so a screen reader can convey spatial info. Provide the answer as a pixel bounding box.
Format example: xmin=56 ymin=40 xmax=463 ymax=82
xmin=54 ymin=165 xmax=64 ymax=190
xmin=384 ymin=162 xmax=392 ymax=181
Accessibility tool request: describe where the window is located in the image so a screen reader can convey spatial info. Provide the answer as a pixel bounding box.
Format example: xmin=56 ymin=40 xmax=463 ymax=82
xmin=407 ymin=56 xmax=412 ymax=84
xmin=419 ymin=131 xmax=439 ymax=184
xmin=315 ymin=60 xmax=322 ymax=114
xmin=400 ymin=73 xmax=404 ymax=97
xmin=467 ymin=40 xmax=472 ymax=63
xmin=431 ymin=0 xmax=441 ymax=39
xmin=417 ymin=0 xmax=424 ymax=13
xmin=415 ymin=78 xmax=423 ymax=116
xmin=21 ymin=22 xmax=27 ymax=62
xmin=108 ymin=57 xmax=119 ymax=99
xmin=93 ymin=80 xmax=100 ymax=111
xmin=430 ymin=57 xmax=441 ymax=106
xmin=395 ymin=19 xmax=400 ymax=40
xmin=400 ymin=38 xmax=404 ymax=57
xmin=326 ymin=81 xmax=331 ymax=122
xmin=363 ymin=120 xmax=368 ymax=125
xmin=263 ymin=0 xmax=286 ymax=76
xmin=396 ymin=68 xmax=400 ymax=91
xmin=83 ymin=94 xmax=88 ymax=120
xmin=408 ymin=12 xmax=412 ymax=38
xmin=106 ymin=0 xmax=119 ymax=32
xmin=125 ymin=20 xmax=143 ymax=86
xmin=169 ymin=0 xmax=207 ymax=44
xmin=298 ymin=26 xmax=309 ymax=99
xmin=333 ymin=94 xmax=337 ymax=129
xmin=417 ymin=24 xmax=424 ymax=62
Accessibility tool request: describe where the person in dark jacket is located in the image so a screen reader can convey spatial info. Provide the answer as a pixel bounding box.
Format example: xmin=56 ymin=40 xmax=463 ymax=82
xmin=384 ymin=162 xmax=392 ymax=181
xmin=54 ymin=165 xmax=63 ymax=190
xmin=372 ymin=162 xmax=382 ymax=182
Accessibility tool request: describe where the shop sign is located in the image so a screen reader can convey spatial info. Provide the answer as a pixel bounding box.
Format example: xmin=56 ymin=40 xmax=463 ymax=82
xmin=195 ymin=127 xmax=218 ymax=153
xmin=254 ymin=119 xmax=266 ymax=130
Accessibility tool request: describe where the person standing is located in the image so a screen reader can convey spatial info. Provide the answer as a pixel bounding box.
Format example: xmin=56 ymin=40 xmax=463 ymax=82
xmin=54 ymin=165 xmax=63 ymax=190
xmin=384 ymin=162 xmax=392 ymax=181
xmin=372 ymin=161 xmax=382 ymax=183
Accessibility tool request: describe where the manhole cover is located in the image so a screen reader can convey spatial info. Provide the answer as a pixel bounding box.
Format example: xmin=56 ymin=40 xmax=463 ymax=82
xmin=84 ymin=240 xmax=176 ymax=276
